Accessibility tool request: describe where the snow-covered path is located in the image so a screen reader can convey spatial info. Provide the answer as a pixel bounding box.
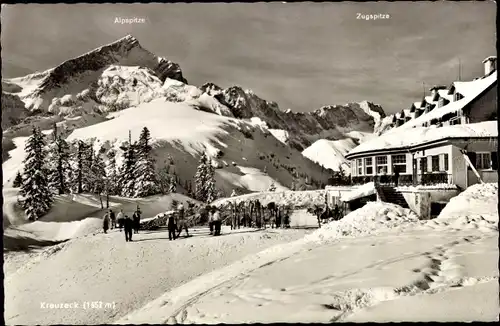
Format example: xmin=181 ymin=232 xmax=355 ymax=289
xmin=4 ymin=226 xmax=310 ymax=325
xmin=118 ymin=228 xmax=498 ymax=324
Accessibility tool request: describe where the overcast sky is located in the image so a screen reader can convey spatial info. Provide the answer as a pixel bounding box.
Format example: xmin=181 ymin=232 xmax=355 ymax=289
xmin=1 ymin=2 xmax=496 ymax=114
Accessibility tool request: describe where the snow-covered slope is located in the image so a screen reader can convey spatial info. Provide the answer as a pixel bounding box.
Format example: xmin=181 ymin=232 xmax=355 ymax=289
xmin=61 ymin=98 xmax=330 ymax=195
xmin=302 ymin=139 xmax=356 ymax=171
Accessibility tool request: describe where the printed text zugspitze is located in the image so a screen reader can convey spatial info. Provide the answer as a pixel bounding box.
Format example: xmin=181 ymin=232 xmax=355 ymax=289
xmin=357 ymin=13 xmax=391 ymax=21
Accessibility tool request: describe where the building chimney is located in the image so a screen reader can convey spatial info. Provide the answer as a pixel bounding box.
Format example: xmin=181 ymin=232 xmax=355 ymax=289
xmin=482 ymin=56 xmax=497 ymax=76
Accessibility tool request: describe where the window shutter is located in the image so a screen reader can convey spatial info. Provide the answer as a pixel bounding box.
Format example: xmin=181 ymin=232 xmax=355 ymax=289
xmin=467 ymin=152 xmax=476 ymax=171
xmin=492 ymin=152 xmax=498 ymax=170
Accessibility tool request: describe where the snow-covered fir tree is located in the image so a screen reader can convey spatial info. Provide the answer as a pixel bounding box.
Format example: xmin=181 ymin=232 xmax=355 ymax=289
xmin=81 ymin=141 xmax=95 ymax=192
xmin=118 ymin=141 xmax=139 ymax=197
xmin=158 ymin=163 xmax=172 ymax=194
xmin=230 ymin=189 xmax=238 ymax=197
xmin=268 ymin=182 xmax=277 ymax=192
xmin=194 ymin=152 xmax=217 ymax=203
xmin=47 ymin=134 xmax=72 ymax=195
xmin=205 ymin=162 xmax=217 ymax=203
xmin=20 ymin=127 xmax=53 ymax=221
xmin=105 ymin=151 xmax=119 ymax=195
xmin=73 ymin=140 xmax=86 ymax=193
xmin=194 ymin=152 xmax=209 ymax=201
xmin=89 ymin=152 xmax=107 ymax=195
xmin=13 ymin=171 xmax=23 ymax=188
xmin=169 ymin=177 xmax=177 ymax=193
xmin=134 ymin=127 xmax=160 ymax=197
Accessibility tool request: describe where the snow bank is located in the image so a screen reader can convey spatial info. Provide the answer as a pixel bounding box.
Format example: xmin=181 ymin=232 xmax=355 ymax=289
xmin=425 ymin=183 xmax=498 ymax=232
xmin=305 ymin=202 xmax=419 ymax=242
xmin=340 ymin=182 xmax=376 ymax=202
xmin=349 ymin=121 xmax=497 ymax=156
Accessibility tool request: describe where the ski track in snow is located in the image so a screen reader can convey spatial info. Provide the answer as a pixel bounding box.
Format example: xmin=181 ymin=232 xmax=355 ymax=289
xmin=125 ymin=230 xmax=497 ymax=324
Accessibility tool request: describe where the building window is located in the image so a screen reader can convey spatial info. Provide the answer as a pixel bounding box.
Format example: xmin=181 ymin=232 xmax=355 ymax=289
xmin=375 ymin=156 xmax=388 ymax=174
xmin=365 ymin=157 xmax=373 ymax=175
xmin=454 ymin=92 xmax=464 ymax=102
xmin=391 ymin=154 xmax=407 ymax=173
xmin=432 ymin=156 xmax=440 ymax=171
xmin=420 ymin=157 xmax=427 ymax=173
xmin=442 ymin=153 xmax=449 ymax=171
xmin=357 ymin=159 xmax=363 ymax=175
xmin=476 ymin=152 xmax=492 ymax=170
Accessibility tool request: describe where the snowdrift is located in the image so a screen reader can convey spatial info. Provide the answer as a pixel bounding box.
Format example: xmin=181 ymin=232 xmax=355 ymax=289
xmin=305 ymin=202 xmax=420 ymax=243
xmin=426 ymin=183 xmax=498 ymax=232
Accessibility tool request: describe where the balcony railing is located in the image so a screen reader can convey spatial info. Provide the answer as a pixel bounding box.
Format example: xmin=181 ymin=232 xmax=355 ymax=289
xmin=346 ymin=173 xmax=453 ymax=186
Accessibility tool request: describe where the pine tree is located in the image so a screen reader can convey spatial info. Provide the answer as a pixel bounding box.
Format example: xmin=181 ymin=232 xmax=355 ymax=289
xmin=106 ymin=151 xmax=119 ymax=195
xmin=205 ymin=163 xmax=217 ymax=203
xmin=118 ymin=141 xmax=138 ymax=197
xmin=268 ymin=182 xmax=277 ymax=192
xmin=231 ymin=189 xmax=238 ymax=197
xmin=47 ymin=135 xmax=72 ymax=195
xmin=13 ymin=171 xmax=23 ymax=188
xmin=158 ymin=163 xmax=172 ymax=194
xmin=134 ymin=127 xmax=160 ymax=197
xmin=194 ymin=152 xmax=209 ymax=202
xmin=20 ymin=127 xmax=53 ymax=220
xmin=90 ymin=152 xmax=107 ymax=195
xmin=81 ymin=141 xmax=95 ymax=192
xmin=194 ymin=152 xmax=217 ymax=203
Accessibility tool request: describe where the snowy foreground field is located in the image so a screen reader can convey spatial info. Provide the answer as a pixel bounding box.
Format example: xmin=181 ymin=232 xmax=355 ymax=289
xmin=4 ymin=184 xmax=499 ymax=324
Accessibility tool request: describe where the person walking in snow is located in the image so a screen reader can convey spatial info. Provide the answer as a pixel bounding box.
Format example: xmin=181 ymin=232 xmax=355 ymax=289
xmin=176 ymin=204 xmax=190 ymax=238
xmin=109 ymin=209 xmax=116 ymax=230
xmin=123 ymin=214 xmax=134 ymax=242
xmin=133 ymin=210 xmax=141 ymax=234
xmin=212 ymin=207 xmax=222 ymax=236
xmin=208 ymin=206 xmax=214 ymax=235
xmin=168 ymin=212 xmax=177 ymax=241
xmin=117 ymin=209 xmax=125 ymax=231
xmin=103 ymin=212 xmax=110 ymax=234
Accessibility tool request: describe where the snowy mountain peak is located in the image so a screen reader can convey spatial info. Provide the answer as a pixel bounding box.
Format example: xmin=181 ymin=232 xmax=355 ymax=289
xmin=4 ymin=35 xmax=187 ymax=112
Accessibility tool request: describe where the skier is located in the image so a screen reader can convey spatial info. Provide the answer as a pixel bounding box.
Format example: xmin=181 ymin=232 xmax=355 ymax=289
xmin=103 ymin=212 xmax=110 ymax=234
xmin=207 ymin=206 xmax=214 ymax=235
xmin=133 ymin=210 xmax=141 ymax=234
xmin=124 ymin=214 xmax=134 ymax=242
xmin=117 ymin=209 xmax=125 ymax=231
xmin=212 ymin=207 xmax=221 ymax=236
xmin=168 ymin=212 xmax=177 ymax=241
xmin=177 ymin=204 xmax=189 ymax=238
xmin=109 ymin=209 xmax=116 ymax=230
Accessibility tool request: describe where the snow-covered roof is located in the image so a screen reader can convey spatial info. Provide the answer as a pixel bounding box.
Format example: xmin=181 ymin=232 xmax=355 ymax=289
xmin=346 ymin=121 xmax=497 ymax=157
xmin=396 ymin=72 xmax=497 ymax=130
xmin=482 ymin=56 xmax=497 ymax=63
xmin=340 ymin=182 xmax=376 ymax=202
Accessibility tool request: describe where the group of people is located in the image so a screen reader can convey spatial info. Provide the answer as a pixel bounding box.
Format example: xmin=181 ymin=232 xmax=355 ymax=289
xmin=167 ymin=203 xmax=192 ymax=240
xmin=102 ymin=206 xmax=142 ymax=242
